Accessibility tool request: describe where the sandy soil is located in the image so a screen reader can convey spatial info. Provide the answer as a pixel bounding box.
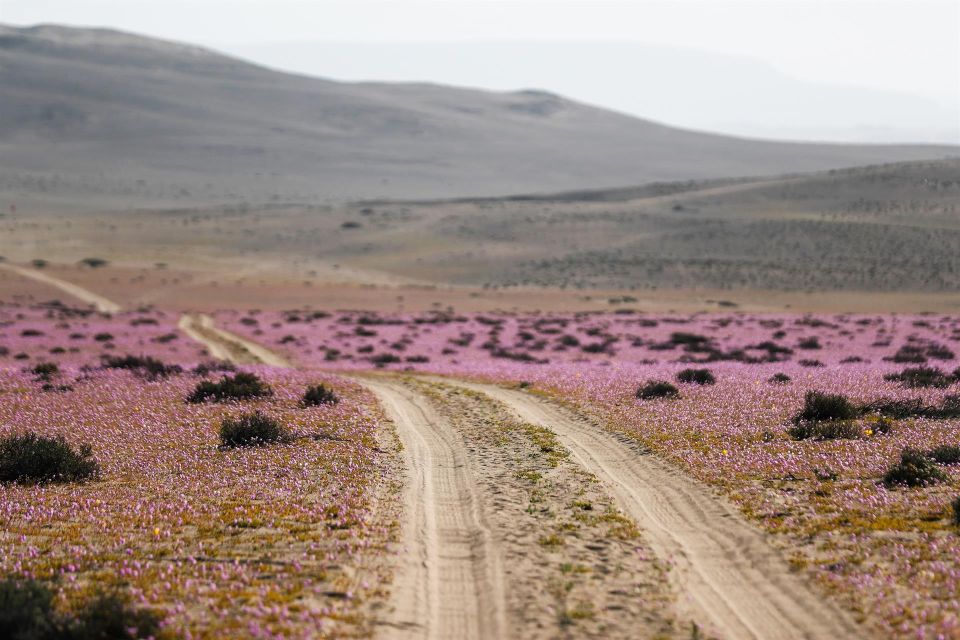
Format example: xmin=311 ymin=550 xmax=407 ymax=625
xmin=458 ymin=382 xmax=862 ymax=640
xmin=178 ymin=313 xmax=291 ymax=367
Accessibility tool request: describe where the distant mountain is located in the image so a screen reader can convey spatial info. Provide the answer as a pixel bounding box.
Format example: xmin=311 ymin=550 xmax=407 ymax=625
xmin=0 ymin=24 xmax=955 ymax=210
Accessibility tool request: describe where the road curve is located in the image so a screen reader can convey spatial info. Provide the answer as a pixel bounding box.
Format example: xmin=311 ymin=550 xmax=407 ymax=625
xmin=178 ymin=313 xmax=290 ymax=367
xmin=1 ymin=264 xmax=121 ymax=313
xmin=455 ymin=381 xmax=862 ymax=640
xmin=355 ymin=377 xmax=508 ymax=640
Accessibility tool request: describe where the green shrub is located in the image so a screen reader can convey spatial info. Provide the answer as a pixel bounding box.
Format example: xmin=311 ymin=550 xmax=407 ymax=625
xmin=302 ymin=384 xmax=339 ymax=407
xmin=768 ymin=373 xmax=791 ymax=384
xmin=676 ymin=368 xmax=715 ymax=385
xmin=788 ymin=421 xmax=861 ymax=441
xmin=636 ymin=380 xmax=679 ymax=400
xmin=793 ymin=391 xmax=859 ymax=424
xmin=93 ymin=333 xmax=114 ymax=342
xmin=926 ymin=445 xmax=960 ymax=465
xmin=0 ymin=578 xmax=57 ymax=639
xmin=884 ymin=366 xmax=954 ymax=389
xmin=0 ymin=433 xmax=99 ymax=484
xmin=103 ymin=355 xmax=181 ymax=379
xmin=883 ymin=449 xmax=948 ymax=488
xmin=0 ymin=579 xmax=162 ymax=640
xmin=187 ymin=372 xmax=272 ymax=403
xmin=219 ymin=411 xmax=289 ymax=447
xmin=31 ymin=362 xmax=59 ymax=381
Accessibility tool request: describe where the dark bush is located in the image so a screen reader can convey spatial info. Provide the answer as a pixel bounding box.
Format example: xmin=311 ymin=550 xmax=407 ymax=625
xmin=103 ymin=355 xmax=181 ymax=379
xmin=0 ymin=433 xmax=99 ymax=484
xmin=0 ymin=577 xmax=57 ymax=639
xmin=0 ymin=579 xmax=162 ymax=640
xmin=188 ymin=372 xmax=272 ymax=403
xmin=151 ymin=333 xmax=178 ymax=344
xmin=636 ymin=380 xmax=679 ymax=400
xmin=93 ymin=333 xmax=114 ymax=342
xmin=797 ymin=337 xmax=821 ymax=350
xmin=302 ymin=384 xmax=339 ymax=407
xmin=191 ymin=360 xmax=236 ymax=377
xmin=926 ymin=445 xmax=960 ymax=465
xmin=31 ymin=362 xmax=59 ymax=381
xmin=768 ymin=373 xmax=791 ymax=384
xmin=953 ymin=497 xmax=960 ymax=526
xmin=669 ymin=332 xmax=710 ymax=346
xmin=370 ymin=353 xmax=402 ymax=366
xmin=793 ymin=391 xmax=859 ymax=424
xmin=676 ymin=368 xmax=715 ymax=385
xmin=78 ymin=257 xmax=108 ymax=268
xmin=884 ymin=366 xmax=954 ymax=389
xmin=220 ymin=411 xmax=289 ymax=447
xmin=788 ymin=421 xmax=861 ymax=441
xmin=883 ymin=449 xmax=948 ymax=488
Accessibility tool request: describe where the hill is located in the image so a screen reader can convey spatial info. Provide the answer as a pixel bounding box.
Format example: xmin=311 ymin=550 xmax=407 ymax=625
xmin=0 ymin=24 xmax=955 ymax=210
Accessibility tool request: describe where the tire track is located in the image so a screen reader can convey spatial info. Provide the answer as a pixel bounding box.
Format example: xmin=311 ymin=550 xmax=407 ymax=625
xmin=356 ymin=377 xmax=508 ymax=640
xmin=178 ymin=313 xmax=290 ymax=367
xmin=454 ymin=381 xmax=862 ymax=640
xmin=1 ymin=264 xmax=121 ymax=313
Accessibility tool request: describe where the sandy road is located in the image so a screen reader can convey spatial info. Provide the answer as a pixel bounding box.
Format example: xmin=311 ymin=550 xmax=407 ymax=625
xmin=358 ymin=377 xmax=508 ymax=640
xmin=0 ymin=264 xmax=122 ymax=313
xmin=456 ymin=381 xmax=862 ymax=640
xmin=174 ymin=316 xmax=508 ymax=638
xmin=177 ymin=313 xmax=290 ymax=367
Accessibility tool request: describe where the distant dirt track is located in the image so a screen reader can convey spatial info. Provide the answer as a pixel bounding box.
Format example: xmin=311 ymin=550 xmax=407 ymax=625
xmin=1 ymin=264 xmax=121 ymax=313
xmin=178 ymin=313 xmax=290 ymax=367
xmin=457 ymin=381 xmax=863 ymax=640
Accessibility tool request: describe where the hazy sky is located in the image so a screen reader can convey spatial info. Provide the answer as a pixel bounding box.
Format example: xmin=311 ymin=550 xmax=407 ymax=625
xmin=3 ymin=0 xmax=959 ymax=143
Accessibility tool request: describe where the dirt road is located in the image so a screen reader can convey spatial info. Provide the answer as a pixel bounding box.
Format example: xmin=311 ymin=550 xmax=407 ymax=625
xmin=356 ymin=377 xmax=508 ymax=639
xmin=457 ymin=381 xmax=861 ymax=640
xmin=0 ymin=264 xmax=121 ymax=313
xmin=177 ymin=314 xmax=290 ymax=366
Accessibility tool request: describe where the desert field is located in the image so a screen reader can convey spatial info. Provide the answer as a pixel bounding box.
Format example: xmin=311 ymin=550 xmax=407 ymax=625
xmin=2 ymin=16 xmax=959 ymax=640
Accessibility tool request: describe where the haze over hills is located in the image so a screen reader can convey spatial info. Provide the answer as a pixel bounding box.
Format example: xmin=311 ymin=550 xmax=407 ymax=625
xmin=0 ymin=23 xmax=956 ymax=211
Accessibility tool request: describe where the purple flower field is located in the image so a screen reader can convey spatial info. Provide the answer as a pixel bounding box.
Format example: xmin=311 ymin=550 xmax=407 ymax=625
xmin=215 ymin=308 xmax=960 ymax=638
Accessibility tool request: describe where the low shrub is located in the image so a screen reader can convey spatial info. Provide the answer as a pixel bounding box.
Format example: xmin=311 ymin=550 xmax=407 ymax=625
xmin=31 ymin=362 xmax=59 ymax=381
xmin=191 ymin=360 xmax=237 ymax=377
xmin=797 ymin=337 xmax=821 ymax=350
xmin=220 ymin=411 xmax=289 ymax=447
xmin=0 ymin=433 xmax=99 ymax=484
xmin=302 ymin=384 xmax=339 ymax=406
xmin=636 ymin=380 xmax=679 ymax=400
xmin=883 ymin=449 xmax=948 ymax=488
xmin=788 ymin=421 xmax=861 ymax=441
xmin=103 ymin=354 xmax=181 ymax=379
xmin=884 ymin=366 xmax=954 ymax=389
xmin=768 ymin=373 xmax=791 ymax=384
xmin=0 ymin=579 xmax=162 ymax=640
xmin=793 ymin=391 xmax=859 ymax=424
xmin=953 ymin=497 xmax=960 ymax=526
xmin=676 ymin=368 xmax=715 ymax=385
xmin=93 ymin=333 xmax=114 ymax=342
xmin=187 ymin=372 xmax=272 ymax=403
xmin=926 ymin=445 xmax=960 ymax=465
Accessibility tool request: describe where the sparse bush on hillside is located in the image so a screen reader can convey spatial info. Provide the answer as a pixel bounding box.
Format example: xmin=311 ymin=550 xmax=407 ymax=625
xmin=0 ymin=433 xmax=99 ymax=484
xmin=797 ymin=337 xmax=821 ymax=350
xmin=191 ymin=360 xmax=237 ymax=377
xmin=187 ymin=372 xmax=272 ymax=403
xmin=636 ymin=380 xmax=679 ymax=400
xmin=676 ymin=368 xmax=715 ymax=385
xmin=883 ymin=449 xmax=948 ymax=488
xmin=302 ymin=384 xmax=339 ymax=407
xmin=768 ymin=373 xmax=791 ymax=384
xmin=788 ymin=420 xmax=861 ymax=441
xmin=31 ymin=362 xmax=59 ymax=381
xmin=220 ymin=411 xmax=289 ymax=448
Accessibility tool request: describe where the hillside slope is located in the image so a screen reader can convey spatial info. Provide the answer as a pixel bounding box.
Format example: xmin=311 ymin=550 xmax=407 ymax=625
xmin=0 ymin=24 xmax=955 ymax=209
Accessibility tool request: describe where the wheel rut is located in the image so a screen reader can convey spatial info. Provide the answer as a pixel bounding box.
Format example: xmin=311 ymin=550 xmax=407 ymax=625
xmin=453 ymin=381 xmax=863 ymax=640
xmin=357 ymin=377 xmax=508 ymax=640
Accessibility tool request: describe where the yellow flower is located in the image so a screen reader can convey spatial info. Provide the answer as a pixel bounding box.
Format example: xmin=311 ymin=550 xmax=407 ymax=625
xmin=153 ymin=527 xmax=161 ymax=537
xmin=722 ymin=449 xmax=729 ymax=456
xmin=864 ymin=429 xmax=873 ymax=436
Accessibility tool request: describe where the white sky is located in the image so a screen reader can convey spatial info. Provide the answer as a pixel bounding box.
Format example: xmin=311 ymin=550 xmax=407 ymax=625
xmin=3 ymin=0 xmax=959 ymax=142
